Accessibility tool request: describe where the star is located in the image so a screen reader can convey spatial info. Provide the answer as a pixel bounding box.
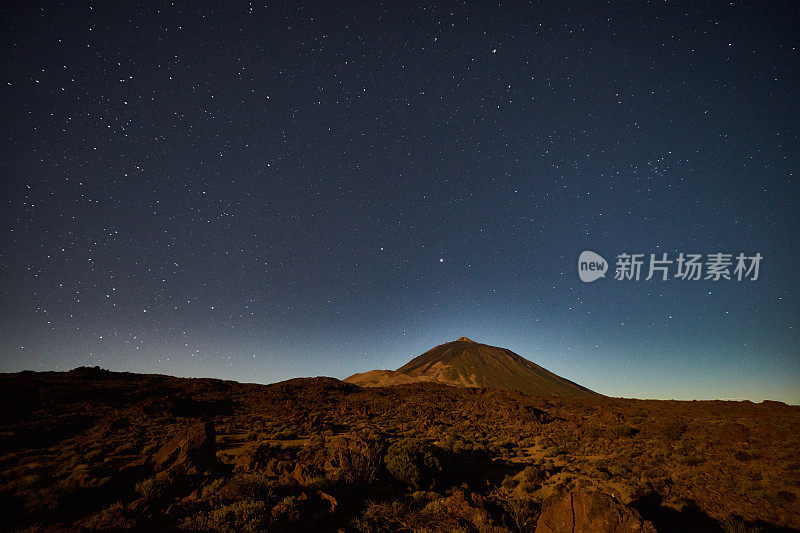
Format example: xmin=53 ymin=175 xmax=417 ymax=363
xmin=0 ymin=0 xmax=794 ymax=405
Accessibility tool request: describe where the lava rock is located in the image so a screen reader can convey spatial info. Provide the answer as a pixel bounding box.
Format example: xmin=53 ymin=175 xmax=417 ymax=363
xmin=152 ymin=420 xmax=216 ymax=475
xmin=536 ymin=489 xmax=656 ymax=533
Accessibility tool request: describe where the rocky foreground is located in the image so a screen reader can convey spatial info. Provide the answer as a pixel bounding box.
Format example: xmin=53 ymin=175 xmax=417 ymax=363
xmin=0 ymin=367 xmax=798 ymax=532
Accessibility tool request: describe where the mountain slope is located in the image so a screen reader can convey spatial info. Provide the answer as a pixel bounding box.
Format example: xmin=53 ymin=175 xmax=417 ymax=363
xmin=345 ymin=337 xmax=598 ymax=397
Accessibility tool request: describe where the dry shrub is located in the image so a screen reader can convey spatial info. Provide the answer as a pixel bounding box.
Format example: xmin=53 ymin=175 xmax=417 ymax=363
xmin=325 ymin=434 xmax=384 ymax=484
xmin=384 ymin=439 xmax=442 ymax=490
xmin=355 ymin=491 xmax=495 ymax=533
xmin=135 ymin=473 xmax=172 ymax=500
xmin=181 ymin=500 xmax=268 ymax=533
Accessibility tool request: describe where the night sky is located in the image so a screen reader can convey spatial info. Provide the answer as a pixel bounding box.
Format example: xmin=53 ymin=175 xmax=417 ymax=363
xmin=2 ymin=2 xmax=798 ymax=403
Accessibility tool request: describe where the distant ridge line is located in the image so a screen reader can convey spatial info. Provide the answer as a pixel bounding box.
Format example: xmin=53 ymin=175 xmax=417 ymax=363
xmin=346 ymin=337 xmax=599 ymax=398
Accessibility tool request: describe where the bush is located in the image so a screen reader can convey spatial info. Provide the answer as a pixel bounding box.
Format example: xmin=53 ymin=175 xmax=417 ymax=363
xmin=721 ymin=516 xmax=764 ymax=533
xmin=222 ymin=473 xmax=275 ymax=502
xmin=356 ymin=492 xmax=486 ymax=533
xmin=181 ymin=500 xmax=268 ymax=533
xmin=678 ymin=455 xmax=705 ymax=466
xmin=308 ymin=434 xmax=325 ymax=449
xmin=135 ymin=475 xmax=171 ymax=500
xmin=495 ymin=490 xmax=539 ymax=532
xmin=355 ymin=500 xmax=410 ymax=532
xmin=384 ymin=439 xmax=442 ymax=490
xmin=273 ymin=428 xmax=297 ymax=440
xmin=82 ymin=503 xmax=137 ymax=530
xmin=271 ymin=495 xmax=302 ymax=522
xmin=607 ymin=424 xmax=637 ymax=438
xmin=326 ymin=434 xmax=383 ymax=484
xmin=659 ymin=420 xmax=687 ymax=441
xmin=518 ymin=465 xmax=543 ymax=484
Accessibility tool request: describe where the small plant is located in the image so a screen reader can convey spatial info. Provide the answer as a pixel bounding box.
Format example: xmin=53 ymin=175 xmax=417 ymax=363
xmin=272 ymin=428 xmax=297 ymax=440
xmin=607 ymin=424 xmax=637 ymax=438
xmin=659 ymin=420 xmax=687 ymax=441
xmin=181 ymin=500 xmax=268 ymax=533
xmin=326 ymin=434 xmax=383 ymax=484
xmin=222 ymin=473 xmax=275 ymax=502
xmin=82 ymin=503 xmax=137 ymax=530
xmin=384 ymin=439 xmax=442 ymax=490
xmin=518 ymin=465 xmax=543 ymax=484
xmin=722 ymin=516 xmax=764 ymax=533
xmin=135 ymin=475 xmax=171 ymax=500
xmin=495 ymin=490 xmax=539 ymax=533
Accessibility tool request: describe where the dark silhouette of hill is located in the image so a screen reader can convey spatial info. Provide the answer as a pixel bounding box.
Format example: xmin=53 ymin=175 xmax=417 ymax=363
xmin=345 ymin=337 xmax=598 ymax=398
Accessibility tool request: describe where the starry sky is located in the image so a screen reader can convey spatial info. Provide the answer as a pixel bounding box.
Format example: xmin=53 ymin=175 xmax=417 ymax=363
xmin=1 ymin=2 xmax=798 ymax=403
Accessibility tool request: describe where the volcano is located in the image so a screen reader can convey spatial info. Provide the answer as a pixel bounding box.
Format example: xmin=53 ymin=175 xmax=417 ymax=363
xmin=345 ymin=337 xmax=598 ymax=397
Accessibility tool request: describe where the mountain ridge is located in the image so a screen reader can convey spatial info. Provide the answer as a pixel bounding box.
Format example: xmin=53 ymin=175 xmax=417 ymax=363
xmin=346 ymin=338 xmax=599 ymax=398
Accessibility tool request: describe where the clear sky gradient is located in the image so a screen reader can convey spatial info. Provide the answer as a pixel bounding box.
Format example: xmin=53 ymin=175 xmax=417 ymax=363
xmin=1 ymin=2 xmax=798 ymax=403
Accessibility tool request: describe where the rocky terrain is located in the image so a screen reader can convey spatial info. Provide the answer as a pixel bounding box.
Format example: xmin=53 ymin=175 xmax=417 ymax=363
xmin=0 ymin=365 xmax=798 ymax=532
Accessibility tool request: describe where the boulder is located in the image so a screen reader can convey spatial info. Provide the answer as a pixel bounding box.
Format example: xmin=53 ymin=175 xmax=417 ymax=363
xmin=152 ymin=420 xmax=216 ymax=475
xmin=536 ymin=489 xmax=656 ymax=533
xmin=236 ymin=441 xmax=276 ymax=473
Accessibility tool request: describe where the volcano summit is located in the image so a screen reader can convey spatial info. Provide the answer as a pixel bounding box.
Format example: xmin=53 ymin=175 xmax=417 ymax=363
xmin=345 ymin=338 xmax=598 ymax=398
